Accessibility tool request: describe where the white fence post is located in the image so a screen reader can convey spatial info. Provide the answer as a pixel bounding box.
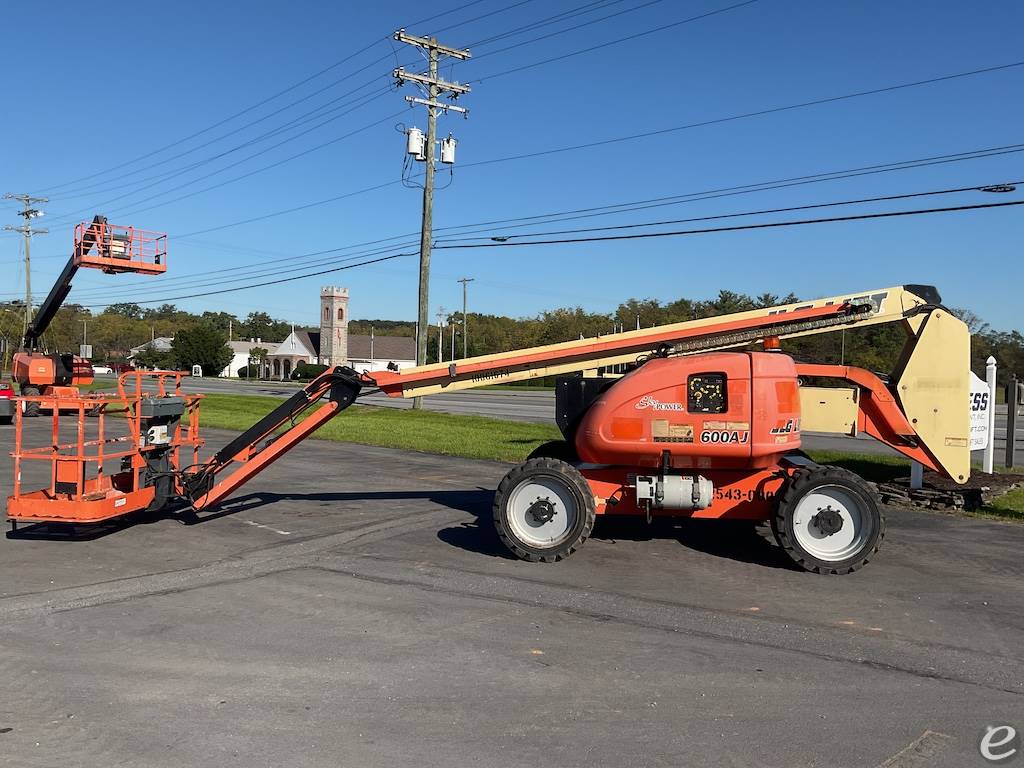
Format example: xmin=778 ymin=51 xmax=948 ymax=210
xmin=909 ymin=461 xmax=924 ymax=490
xmin=985 ymin=356 xmax=997 ymax=474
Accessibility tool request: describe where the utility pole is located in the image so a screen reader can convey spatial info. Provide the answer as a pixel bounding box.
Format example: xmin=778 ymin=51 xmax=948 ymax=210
xmin=450 ymin=322 xmax=456 ymax=361
xmin=393 ymin=29 xmax=471 ymax=408
xmin=457 ymin=276 xmax=474 ymax=358
xmin=3 ymin=193 xmax=48 ymax=341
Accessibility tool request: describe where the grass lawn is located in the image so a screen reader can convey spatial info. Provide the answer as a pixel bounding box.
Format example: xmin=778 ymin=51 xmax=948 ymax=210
xmin=193 ymin=393 xmax=560 ymax=464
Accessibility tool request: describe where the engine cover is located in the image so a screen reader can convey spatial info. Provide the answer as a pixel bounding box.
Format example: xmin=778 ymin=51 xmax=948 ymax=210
xmin=575 ymin=352 xmax=801 ymax=467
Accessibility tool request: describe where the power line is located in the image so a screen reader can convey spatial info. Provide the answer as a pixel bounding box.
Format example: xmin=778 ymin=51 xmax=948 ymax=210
xmin=103 ymin=110 xmax=407 ymax=222
xmin=37 ymin=38 xmax=392 ymax=194
xmin=166 ymin=140 xmax=1024 ymax=242
xmin=60 ymin=159 xmax=1021 ymax=299
xmin=435 ymin=181 xmax=1024 ymax=242
xmin=467 ymin=0 xmax=629 ymax=47
xmin=112 ymin=49 xmax=1024 ymax=236
xmin=46 ymin=67 xmax=396 ymax=202
xmin=44 ymin=91 xmax=397 ymax=226
xmin=35 ymin=0 xmax=494 ymax=193
xmin=62 ymin=186 xmax=1023 ymax=305
xmin=464 ymin=60 xmax=1024 ymax=167
xmin=77 ymin=180 xmax=1015 ymax=298
xmin=76 ymin=251 xmax=417 ymax=308
xmin=11 ymin=140 xmax=1015 ymax=290
xmin=470 ymin=0 xmax=672 ymax=62
xmin=467 ymin=0 xmax=762 ymax=81
xmin=434 ymin=200 xmax=1024 ymax=249
xmin=71 ymin=199 xmax=1024 ymax=308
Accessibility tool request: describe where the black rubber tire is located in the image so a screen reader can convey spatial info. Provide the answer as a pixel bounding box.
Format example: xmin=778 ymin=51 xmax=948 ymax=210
xmin=493 ymin=457 xmax=596 ymax=563
xmin=526 ymin=439 xmax=578 ymax=463
xmin=771 ymin=465 xmax=885 ymax=575
xmin=0 ymin=415 xmax=11 ymax=426
xmin=21 ymin=385 xmax=40 ymax=418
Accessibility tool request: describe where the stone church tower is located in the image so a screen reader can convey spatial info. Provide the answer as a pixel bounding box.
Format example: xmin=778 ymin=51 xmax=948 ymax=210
xmin=319 ymin=286 xmax=349 ymax=367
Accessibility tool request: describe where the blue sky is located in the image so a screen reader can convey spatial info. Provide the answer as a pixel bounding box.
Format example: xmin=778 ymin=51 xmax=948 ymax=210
xmin=1 ymin=0 xmax=1021 ymax=329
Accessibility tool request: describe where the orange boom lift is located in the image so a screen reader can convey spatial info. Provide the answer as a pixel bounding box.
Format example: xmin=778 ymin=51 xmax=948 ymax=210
xmin=7 ymin=282 xmax=969 ymax=574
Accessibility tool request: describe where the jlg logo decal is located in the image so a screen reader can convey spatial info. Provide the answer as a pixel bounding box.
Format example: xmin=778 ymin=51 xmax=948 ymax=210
xmin=770 ymin=419 xmax=800 ymax=435
xmin=700 ymin=430 xmax=749 ymax=444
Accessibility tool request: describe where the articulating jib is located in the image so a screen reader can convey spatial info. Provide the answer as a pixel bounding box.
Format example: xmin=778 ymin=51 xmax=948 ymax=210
xmin=183 ymin=367 xmax=363 ymax=508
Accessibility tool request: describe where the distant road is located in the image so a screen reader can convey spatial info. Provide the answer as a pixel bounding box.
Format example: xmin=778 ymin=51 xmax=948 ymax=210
xmin=95 ymin=374 xmax=1022 ymax=458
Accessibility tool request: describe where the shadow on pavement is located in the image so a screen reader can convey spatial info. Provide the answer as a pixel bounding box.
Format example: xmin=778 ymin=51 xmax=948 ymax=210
xmin=216 ymin=488 xmax=493 ymax=518
xmin=6 ymin=508 xmax=176 ymax=542
xmin=435 ymin=495 xmax=799 ymax=570
xmin=591 ymin=517 xmax=798 ymax=570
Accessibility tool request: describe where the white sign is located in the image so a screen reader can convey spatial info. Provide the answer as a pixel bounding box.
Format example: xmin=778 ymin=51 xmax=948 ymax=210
xmin=191 ymin=364 xmax=203 ymax=377
xmin=970 ymin=372 xmax=990 ymax=450
xmin=80 ymin=344 xmax=93 ymax=359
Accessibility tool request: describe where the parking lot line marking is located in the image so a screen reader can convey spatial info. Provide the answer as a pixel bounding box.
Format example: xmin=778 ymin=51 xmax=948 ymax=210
xmin=877 ymin=730 xmax=953 ymax=768
xmin=243 ymin=520 xmax=292 ymax=536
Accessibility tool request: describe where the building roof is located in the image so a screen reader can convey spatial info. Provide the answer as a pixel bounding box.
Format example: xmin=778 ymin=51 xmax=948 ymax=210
xmin=269 ymin=330 xmax=318 ymax=359
xmin=129 ymin=337 xmax=173 ymax=354
xmin=227 ymin=340 xmax=276 ymax=355
xmin=348 ymin=334 xmax=415 ymax=361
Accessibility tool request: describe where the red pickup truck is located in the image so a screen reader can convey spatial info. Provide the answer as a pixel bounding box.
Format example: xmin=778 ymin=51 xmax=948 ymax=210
xmin=0 ymin=380 xmax=14 ymax=425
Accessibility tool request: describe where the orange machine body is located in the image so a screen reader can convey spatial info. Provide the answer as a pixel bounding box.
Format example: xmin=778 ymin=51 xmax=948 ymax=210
xmin=12 ymin=353 xmax=94 ymax=388
xmin=576 ymin=352 xmax=801 ymax=469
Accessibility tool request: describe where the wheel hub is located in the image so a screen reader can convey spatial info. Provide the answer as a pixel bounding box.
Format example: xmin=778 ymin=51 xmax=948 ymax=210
xmin=810 ymin=506 xmax=844 ymax=536
xmin=527 ymin=497 xmax=556 ymax=524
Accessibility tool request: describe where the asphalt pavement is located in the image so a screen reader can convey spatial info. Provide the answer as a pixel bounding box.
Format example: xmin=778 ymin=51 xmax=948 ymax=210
xmin=1 ymin=419 xmax=1021 ymax=767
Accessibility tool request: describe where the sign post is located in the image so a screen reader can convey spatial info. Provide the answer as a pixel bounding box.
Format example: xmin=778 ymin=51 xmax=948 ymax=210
xmin=970 ymin=370 xmax=992 ymax=471
xmin=984 ymin=357 xmax=997 ymax=473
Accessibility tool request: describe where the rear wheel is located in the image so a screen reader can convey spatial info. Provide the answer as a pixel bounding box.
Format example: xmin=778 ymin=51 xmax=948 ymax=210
xmin=493 ymin=457 xmax=595 ymax=562
xmin=21 ymin=385 xmax=40 ymax=417
xmin=771 ymin=466 xmax=884 ymax=575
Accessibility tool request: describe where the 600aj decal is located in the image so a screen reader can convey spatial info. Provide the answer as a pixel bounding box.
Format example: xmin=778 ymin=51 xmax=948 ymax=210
xmin=700 ymin=430 xmax=749 ymax=444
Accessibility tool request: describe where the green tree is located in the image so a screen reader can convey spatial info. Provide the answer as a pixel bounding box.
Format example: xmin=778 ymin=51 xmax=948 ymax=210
xmin=242 ymin=311 xmax=290 ymax=343
xmin=171 ymin=325 xmax=231 ymax=376
xmin=133 ymin=345 xmax=175 ymax=369
xmin=104 ymin=303 xmax=145 ymax=320
xmin=201 ymin=311 xmax=240 ymax=337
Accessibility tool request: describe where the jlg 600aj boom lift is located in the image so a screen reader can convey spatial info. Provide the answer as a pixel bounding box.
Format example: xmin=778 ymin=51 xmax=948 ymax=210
xmin=7 ymin=281 xmax=968 ymax=575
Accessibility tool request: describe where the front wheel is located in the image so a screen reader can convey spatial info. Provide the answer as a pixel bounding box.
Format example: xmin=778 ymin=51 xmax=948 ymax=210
xmin=493 ymin=458 xmax=595 ymax=562
xmin=771 ymin=466 xmax=885 ymax=575
xmin=21 ymin=385 xmax=40 ymax=417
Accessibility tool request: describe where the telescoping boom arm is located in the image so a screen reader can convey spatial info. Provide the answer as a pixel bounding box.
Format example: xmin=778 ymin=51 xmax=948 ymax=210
xmin=22 ymin=215 xmax=107 ymax=351
xmin=370 ymin=285 xmax=944 ymax=396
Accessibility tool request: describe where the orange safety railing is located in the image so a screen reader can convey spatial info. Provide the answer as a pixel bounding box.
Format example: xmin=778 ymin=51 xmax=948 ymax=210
xmin=74 ymin=219 xmax=167 ymax=275
xmin=7 ymin=372 xmax=201 ymax=523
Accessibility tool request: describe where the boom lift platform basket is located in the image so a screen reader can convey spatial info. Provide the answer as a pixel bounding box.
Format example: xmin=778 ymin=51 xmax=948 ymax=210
xmin=7 ymin=372 xmax=201 ymax=524
xmin=73 ymin=218 xmax=167 ymax=275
